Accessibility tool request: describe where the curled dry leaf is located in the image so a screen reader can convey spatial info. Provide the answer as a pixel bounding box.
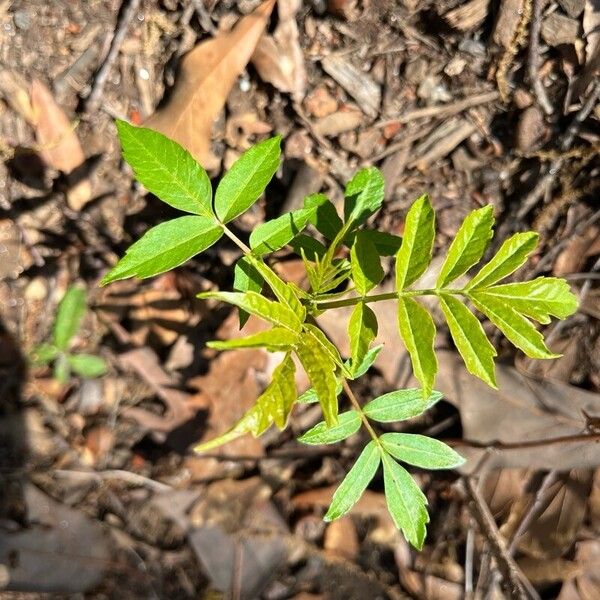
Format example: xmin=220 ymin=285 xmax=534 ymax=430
xmin=557 ymin=540 xmax=600 ymax=599
xmin=119 ymin=347 xmax=196 ymax=441
xmin=517 ymin=471 xmax=593 ymax=559
xmin=29 ymin=80 xmax=92 ymax=210
xmin=251 ymin=4 xmax=307 ymax=102
xmin=145 ymin=0 xmax=275 ymax=171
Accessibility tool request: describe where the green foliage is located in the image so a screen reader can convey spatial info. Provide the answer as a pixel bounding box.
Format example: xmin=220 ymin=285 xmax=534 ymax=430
xmin=31 ymin=285 xmax=106 ymax=383
xmin=298 ymin=411 xmax=361 ymax=445
xmin=115 ymin=120 xmax=213 ymax=217
xmin=382 ymin=452 xmax=429 ymax=549
xmin=103 ymin=124 xmax=580 ymax=550
xmin=363 ymin=389 xmax=442 ymax=422
xmin=379 ymin=433 xmax=465 ymax=469
xmin=324 ymin=441 xmax=381 ymax=521
xmin=215 ymin=136 xmax=281 ymax=223
xmin=101 ymin=216 xmax=223 ymax=284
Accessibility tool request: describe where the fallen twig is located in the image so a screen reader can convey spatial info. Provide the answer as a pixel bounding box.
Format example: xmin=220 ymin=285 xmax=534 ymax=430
xmin=527 ymin=0 xmax=553 ymax=115
xmin=375 ymin=90 xmax=499 ymax=127
xmin=54 ymin=468 xmax=172 ymax=493
xmin=84 ymin=0 xmax=142 ymax=113
xmin=463 ymin=477 xmax=531 ymax=600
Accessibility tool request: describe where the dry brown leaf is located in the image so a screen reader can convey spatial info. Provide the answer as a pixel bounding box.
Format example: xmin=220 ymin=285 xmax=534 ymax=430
xmin=557 ymin=540 xmax=600 ymax=599
xmin=145 ymin=0 xmax=275 ymax=171
xmin=29 ymin=80 xmax=92 ymax=211
xmin=119 ymin=347 xmax=197 ymax=441
xmin=0 ymin=69 xmax=35 ymax=122
xmin=251 ymin=8 xmax=306 ymax=102
xmin=482 ymin=469 xmax=527 ymax=517
xmin=188 ymin=478 xmax=288 ymax=598
xmin=519 ymin=556 xmax=582 ymax=585
xmin=590 ymin=469 xmax=600 ymax=532
xmin=554 ymin=224 xmax=600 ymax=276
xmin=518 ymin=470 xmax=593 ymax=559
xmin=324 ymin=517 xmax=359 ymax=561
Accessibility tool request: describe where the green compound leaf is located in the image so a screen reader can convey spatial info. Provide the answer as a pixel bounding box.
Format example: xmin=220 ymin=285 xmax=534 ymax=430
xmin=470 ymin=292 xmax=558 ymax=359
xmin=215 ymin=136 xmax=281 ymax=223
xmin=395 ymin=194 xmax=435 ymax=290
xmin=473 ymin=277 xmax=579 ymax=324
xmin=324 ymin=441 xmax=381 ymax=521
xmin=351 ymin=231 xmax=384 ymax=295
xmin=67 ymin=354 xmax=107 ymax=379
xmin=397 ymin=297 xmax=437 ymax=398
xmin=207 ymin=327 xmax=299 ymax=352
xmin=290 ymin=233 xmax=327 ymax=260
xmin=233 ymin=256 xmax=264 ymax=328
xmin=382 ymin=453 xmax=429 ymax=550
xmin=195 ymin=353 xmax=296 ymax=452
xmin=250 ymin=194 xmax=326 ymax=255
xmin=363 ymin=389 xmax=443 ymax=423
xmin=307 ymin=195 xmax=343 ymax=240
xmin=349 ymin=344 xmax=383 ymax=379
xmin=380 ymin=433 xmax=465 ymax=470
xmin=344 ymin=167 xmax=385 ymax=225
xmin=439 ymin=293 xmax=497 ymax=388
xmin=54 ymin=285 xmax=87 ymax=350
xmin=437 ymin=205 xmax=494 ymax=288
xmin=102 ymin=216 xmax=223 ymax=285
xmin=303 ymin=323 xmax=345 ymax=370
xmin=298 ymin=410 xmax=361 ymax=445
xmin=116 ymin=121 xmax=213 ymax=218
xmin=466 ymin=232 xmax=539 ymax=290
xmin=296 ymin=329 xmax=340 ymax=426
xmin=348 ymin=302 xmax=378 ymax=374
xmin=247 ymin=257 xmax=305 ymax=319
xmin=298 ymin=379 xmax=343 ymax=404
xmin=30 ymin=343 xmax=59 ymax=366
xmin=357 ymin=230 xmax=402 ymax=256
xmin=197 ymin=291 xmax=302 ymax=332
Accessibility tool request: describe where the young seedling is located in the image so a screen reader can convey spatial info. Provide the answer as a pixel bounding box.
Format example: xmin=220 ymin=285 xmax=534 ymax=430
xmin=30 ymin=285 xmax=107 ymax=384
xmin=102 ymin=121 xmax=578 ymax=549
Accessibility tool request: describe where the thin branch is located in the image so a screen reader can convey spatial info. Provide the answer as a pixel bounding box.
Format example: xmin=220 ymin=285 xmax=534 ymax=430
xmin=54 ymin=468 xmax=172 ymax=493
xmin=84 ymin=0 xmax=142 ymax=113
xmin=375 ymin=90 xmax=500 ymax=127
xmin=447 ymin=432 xmax=600 ymax=450
xmin=527 ymin=0 xmax=553 ymax=115
xmin=342 ymin=379 xmax=380 ymax=444
xmin=463 ymin=477 xmax=530 ymax=600
xmin=507 ymin=470 xmax=559 ymax=555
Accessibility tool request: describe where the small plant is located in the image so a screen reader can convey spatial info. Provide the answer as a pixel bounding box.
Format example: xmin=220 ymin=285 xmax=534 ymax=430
xmin=31 ymin=285 xmax=107 ymax=383
xmin=103 ymin=121 xmax=578 ymax=549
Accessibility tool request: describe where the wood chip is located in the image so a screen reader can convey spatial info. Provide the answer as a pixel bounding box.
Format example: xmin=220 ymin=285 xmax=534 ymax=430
xmin=493 ymin=0 xmax=524 ymax=48
xmin=321 ymin=54 xmax=381 ymax=117
xmin=410 ymin=118 xmax=477 ymax=170
xmin=445 ymin=0 xmax=490 ymax=31
xmin=313 ymin=108 xmax=363 ymax=136
xmin=541 ymin=13 xmax=580 ymax=47
xmin=558 ymin=0 xmax=585 ymax=18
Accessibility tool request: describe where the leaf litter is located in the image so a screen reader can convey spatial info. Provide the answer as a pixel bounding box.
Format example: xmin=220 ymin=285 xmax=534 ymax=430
xmin=2 ymin=0 xmax=600 ymax=597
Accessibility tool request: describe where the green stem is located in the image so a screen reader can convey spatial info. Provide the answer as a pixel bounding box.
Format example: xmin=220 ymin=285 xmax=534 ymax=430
xmin=342 ymin=379 xmax=381 ymax=446
xmin=221 ymin=224 xmax=252 ymax=254
xmin=314 ymin=288 xmax=467 ymax=310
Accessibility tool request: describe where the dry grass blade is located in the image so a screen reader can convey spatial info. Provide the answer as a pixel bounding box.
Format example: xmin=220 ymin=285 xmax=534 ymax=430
xmin=145 ymin=0 xmax=276 ymax=171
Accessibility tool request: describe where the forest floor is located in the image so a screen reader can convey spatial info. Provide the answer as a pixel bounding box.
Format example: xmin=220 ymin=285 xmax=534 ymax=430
xmin=0 ymin=0 xmax=599 ymax=598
